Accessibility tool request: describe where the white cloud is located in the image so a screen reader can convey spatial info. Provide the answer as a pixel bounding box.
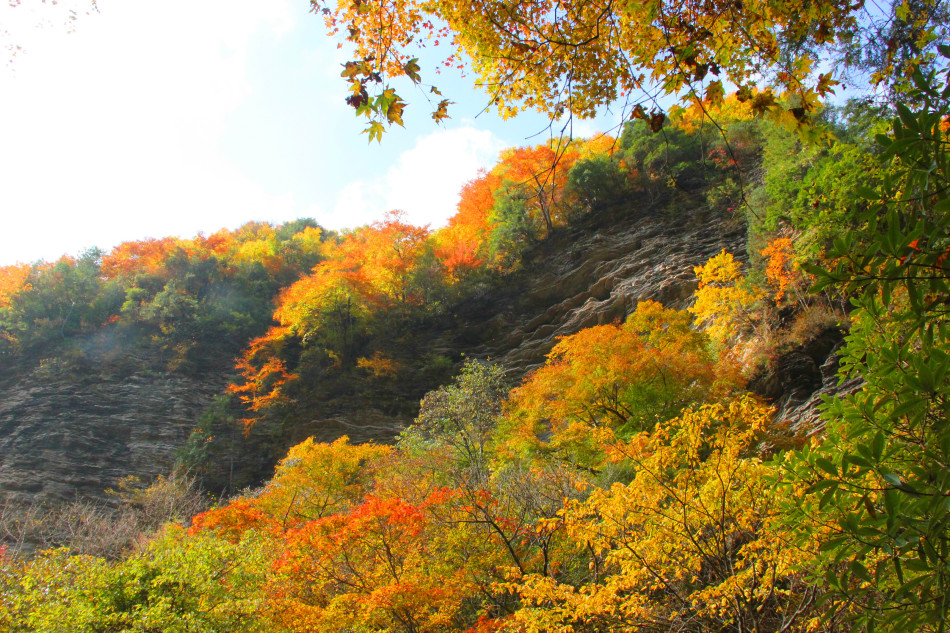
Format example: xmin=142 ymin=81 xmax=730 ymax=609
xmin=0 ymin=0 xmax=298 ymax=264
xmin=324 ymin=126 xmax=506 ymax=230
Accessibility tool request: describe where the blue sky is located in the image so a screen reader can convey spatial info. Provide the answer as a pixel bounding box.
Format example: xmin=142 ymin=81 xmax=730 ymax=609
xmin=0 ymin=0 xmax=618 ymax=266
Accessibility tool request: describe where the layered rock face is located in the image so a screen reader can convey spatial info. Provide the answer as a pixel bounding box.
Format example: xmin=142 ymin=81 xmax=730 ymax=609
xmin=0 ymin=204 xmax=750 ymax=510
xmin=0 ymin=364 xmax=228 ymax=507
xmin=454 ymin=207 xmax=746 ymax=375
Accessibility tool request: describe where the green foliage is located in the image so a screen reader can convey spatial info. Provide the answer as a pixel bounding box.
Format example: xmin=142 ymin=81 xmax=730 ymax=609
xmin=402 ymin=359 xmax=510 ymax=477
xmin=748 ymin=104 xmax=888 ymax=261
xmin=5 ymin=528 xmax=269 ymax=632
xmin=565 ymin=155 xmax=631 ymax=212
xmin=782 ymin=56 xmax=950 ymax=632
xmin=487 ymin=189 xmax=537 ymax=267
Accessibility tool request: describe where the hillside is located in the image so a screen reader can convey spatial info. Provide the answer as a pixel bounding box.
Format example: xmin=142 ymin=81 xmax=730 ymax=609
xmin=5 ymin=80 xmax=950 ymax=631
xmin=0 ymin=197 xmax=744 ymax=511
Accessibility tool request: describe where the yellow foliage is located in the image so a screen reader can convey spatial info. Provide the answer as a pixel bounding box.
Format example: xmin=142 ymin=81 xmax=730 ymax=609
xmin=512 ymin=396 xmax=820 ymax=632
xmin=315 ymin=0 xmax=858 ymax=126
xmin=0 ymin=263 xmax=32 ymax=308
xmin=357 ymin=351 xmax=400 ymax=378
xmin=256 ymin=436 xmax=390 ymax=528
xmin=504 ymin=300 xmax=733 ymax=467
xmin=689 ymin=249 xmax=761 ymax=346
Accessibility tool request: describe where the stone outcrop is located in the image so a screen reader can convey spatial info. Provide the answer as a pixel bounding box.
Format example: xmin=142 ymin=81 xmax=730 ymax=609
xmin=0 ymin=364 xmax=228 ymax=507
xmin=456 ymin=206 xmax=746 ymax=375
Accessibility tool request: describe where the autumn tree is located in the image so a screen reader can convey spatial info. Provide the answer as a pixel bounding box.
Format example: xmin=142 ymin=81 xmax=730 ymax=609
xmin=505 ymin=300 xmax=733 ymax=468
xmin=306 ymin=0 xmax=904 ymax=137
xmin=358 ymin=210 xmax=433 ymax=306
xmin=491 ymin=141 xmax=580 ymax=239
xmin=267 ymin=490 xmax=476 ymax=633
xmin=0 ymin=264 xmax=32 ymax=309
xmin=689 ymin=250 xmax=762 ymax=349
xmin=511 ymin=396 xmax=826 ymax=633
xmin=434 ymin=171 xmax=501 ymax=277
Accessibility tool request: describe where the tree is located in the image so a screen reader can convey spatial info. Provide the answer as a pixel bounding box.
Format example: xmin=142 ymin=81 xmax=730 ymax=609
xmin=689 ymin=250 xmax=762 ymax=348
xmin=309 ymin=0 xmax=882 ymax=136
xmin=504 ymin=300 xmax=733 ymax=468
xmin=404 ymin=360 xmax=509 ymax=477
xmin=782 ymin=58 xmax=950 ymax=633
xmin=434 ymin=171 xmax=501 ymax=278
xmin=492 ymin=142 xmax=580 ymax=237
xmin=511 ymin=396 xmax=823 ymax=633
xmin=267 ymin=490 xmax=475 ymax=633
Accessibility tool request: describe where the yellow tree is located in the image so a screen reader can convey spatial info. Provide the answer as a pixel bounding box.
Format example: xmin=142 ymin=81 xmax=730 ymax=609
xmin=0 ymin=263 xmax=32 ymax=308
xmin=511 ymin=396 xmax=825 ymax=633
xmin=689 ymin=249 xmax=762 ymax=348
xmin=310 ymin=0 xmax=865 ymax=136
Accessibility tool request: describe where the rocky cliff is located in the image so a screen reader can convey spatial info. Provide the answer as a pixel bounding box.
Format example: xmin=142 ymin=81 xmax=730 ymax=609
xmin=456 ymin=206 xmax=745 ymax=375
xmin=0 ymin=203 xmax=764 ymax=513
xmin=0 ymin=362 xmax=229 ymax=507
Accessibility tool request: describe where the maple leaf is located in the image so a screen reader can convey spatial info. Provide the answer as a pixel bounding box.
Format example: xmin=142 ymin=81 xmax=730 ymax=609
xmin=365 ymin=121 xmax=385 ymax=143
xmin=341 ymin=61 xmax=360 ymax=79
xmin=816 ymin=72 xmax=840 ymax=96
xmin=704 ymin=80 xmax=725 ymax=105
xmin=387 ymin=99 xmax=406 ymax=127
xmin=431 ymin=98 xmax=452 ymax=123
xmin=404 ymin=57 xmax=422 ymax=84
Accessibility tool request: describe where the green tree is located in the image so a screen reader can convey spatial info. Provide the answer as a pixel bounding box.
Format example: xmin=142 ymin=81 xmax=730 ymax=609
xmin=782 ymin=55 xmax=950 ymax=632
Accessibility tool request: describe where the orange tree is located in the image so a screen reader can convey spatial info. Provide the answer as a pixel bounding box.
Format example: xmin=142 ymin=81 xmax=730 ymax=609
xmin=502 ymin=300 xmax=736 ymax=467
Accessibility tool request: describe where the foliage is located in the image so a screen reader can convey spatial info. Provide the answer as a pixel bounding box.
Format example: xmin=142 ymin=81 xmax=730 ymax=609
xmin=309 ymin=0 xmax=870 ymax=136
xmin=504 ymin=301 xmax=733 ymax=468
xmin=0 ymin=220 xmax=329 ymax=373
xmin=781 ymin=54 xmax=950 ymax=632
xmin=268 ymin=490 xmax=474 ymax=633
xmin=565 ymin=154 xmax=631 ymax=213
xmin=403 ymin=360 xmax=510 ymax=476
xmin=12 ymin=37 xmax=950 ymax=633
xmin=689 ymin=250 xmax=762 ymax=347
xmin=511 ymin=397 xmax=823 ymax=633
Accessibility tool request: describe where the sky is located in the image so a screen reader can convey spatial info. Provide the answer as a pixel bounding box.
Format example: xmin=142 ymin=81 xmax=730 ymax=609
xmin=0 ymin=0 xmax=617 ymax=266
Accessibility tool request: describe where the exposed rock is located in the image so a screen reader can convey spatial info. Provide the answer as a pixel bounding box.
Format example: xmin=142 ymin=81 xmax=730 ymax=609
xmin=748 ymin=327 xmax=863 ymax=437
xmin=458 ymin=206 xmax=745 ymax=376
xmin=0 ymin=365 xmax=228 ymax=507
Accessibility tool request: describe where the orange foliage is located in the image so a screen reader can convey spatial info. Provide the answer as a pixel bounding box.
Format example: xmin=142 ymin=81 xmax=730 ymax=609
xmin=0 ymin=263 xmax=32 ymax=308
xmin=192 ymin=228 xmax=237 ymax=257
xmin=189 ymin=498 xmax=278 ymax=543
xmin=268 ymin=489 xmax=472 ymax=633
xmin=273 ymin=255 xmax=371 ymax=348
xmin=358 ymin=210 xmax=432 ymax=304
xmin=493 ymin=141 xmax=581 ymax=234
xmin=100 ymin=237 xmax=184 ymax=278
xmin=435 ymin=170 xmax=501 ymax=276
xmin=190 ymin=437 xmax=390 ymax=542
xmin=228 ymin=326 xmax=299 ymax=425
xmin=761 ymin=236 xmax=800 ymax=302
xmin=505 ymin=301 xmax=730 ymax=464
